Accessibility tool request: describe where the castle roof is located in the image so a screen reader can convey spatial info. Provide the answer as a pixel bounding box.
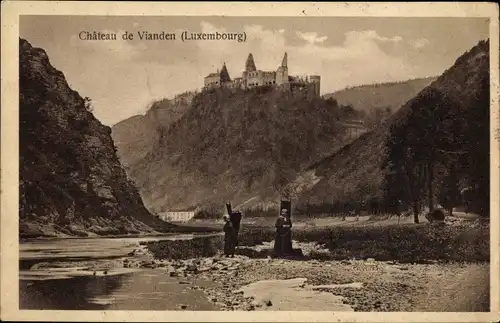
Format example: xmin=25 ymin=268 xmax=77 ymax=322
xmin=281 ymin=52 xmax=288 ymax=67
xmin=220 ymin=62 xmax=231 ymax=82
xmin=204 ymin=72 xmax=220 ymax=78
xmin=245 ymin=53 xmax=257 ymax=72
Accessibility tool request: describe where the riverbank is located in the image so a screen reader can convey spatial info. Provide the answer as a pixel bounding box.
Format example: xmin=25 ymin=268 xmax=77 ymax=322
xmin=20 ymin=218 xmax=489 ymax=311
xmin=19 ymin=222 xmax=219 ymax=240
xmin=136 ymin=219 xmax=490 ymax=311
xmin=145 ymin=220 xmax=490 ymax=263
xmin=191 ymin=256 xmax=489 ymax=312
xmin=118 ymin=247 xmax=489 ymax=312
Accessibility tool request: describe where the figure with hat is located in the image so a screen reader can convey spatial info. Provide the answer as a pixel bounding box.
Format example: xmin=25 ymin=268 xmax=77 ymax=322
xmin=223 ymin=215 xmax=237 ymax=257
xmin=274 ymin=208 xmax=293 ymax=257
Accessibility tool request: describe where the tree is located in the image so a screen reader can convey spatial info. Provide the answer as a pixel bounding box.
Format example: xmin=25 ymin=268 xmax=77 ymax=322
xmin=384 ymin=121 xmax=428 ymax=224
xmin=437 ymin=166 xmax=461 ymax=217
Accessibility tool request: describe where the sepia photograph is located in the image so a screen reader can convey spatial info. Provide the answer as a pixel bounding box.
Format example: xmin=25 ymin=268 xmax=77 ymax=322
xmin=1 ymin=2 xmax=499 ymax=322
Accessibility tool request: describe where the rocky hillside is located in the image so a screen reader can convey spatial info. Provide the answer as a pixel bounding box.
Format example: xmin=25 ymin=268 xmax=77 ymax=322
xmin=324 ymin=77 xmax=438 ymax=113
xmin=127 ymin=85 xmax=357 ymax=213
xmin=112 ymin=92 xmax=194 ymax=168
xmin=293 ymin=39 xmax=490 ymax=210
xmin=19 ymin=38 xmax=178 ymax=238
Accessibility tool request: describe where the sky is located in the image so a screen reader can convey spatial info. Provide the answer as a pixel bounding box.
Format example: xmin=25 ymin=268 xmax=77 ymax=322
xmin=20 ymin=16 xmax=489 ymax=126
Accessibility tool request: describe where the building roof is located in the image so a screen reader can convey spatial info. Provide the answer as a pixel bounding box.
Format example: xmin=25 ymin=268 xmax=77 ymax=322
xmin=205 ymin=73 xmax=220 ymax=78
xmin=281 ymin=52 xmax=288 ymax=67
xmin=166 ymin=209 xmax=196 ymax=213
xmin=220 ymin=63 xmax=231 ymax=82
xmin=245 ymin=53 xmax=257 ymax=72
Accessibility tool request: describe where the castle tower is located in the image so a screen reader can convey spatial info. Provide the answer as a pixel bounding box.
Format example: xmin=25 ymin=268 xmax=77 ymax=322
xmin=309 ymin=75 xmax=321 ymax=97
xmin=276 ymin=52 xmax=289 ymax=88
xmin=281 ymin=52 xmax=288 ymax=68
xmin=220 ymin=62 xmax=231 ymax=83
xmin=245 ymin=53 xmax=257 ymax=72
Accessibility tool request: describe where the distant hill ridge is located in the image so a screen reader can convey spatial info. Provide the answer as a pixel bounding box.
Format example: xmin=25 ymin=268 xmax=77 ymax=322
xmin=324 ymin=76 xmax=438 ymax=113
xmin=112 ymin=91 xmax=196 ymax=168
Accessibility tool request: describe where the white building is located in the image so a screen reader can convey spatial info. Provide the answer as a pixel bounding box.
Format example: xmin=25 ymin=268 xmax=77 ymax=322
xmin=159 ymin=209 xmax=196 ymax=223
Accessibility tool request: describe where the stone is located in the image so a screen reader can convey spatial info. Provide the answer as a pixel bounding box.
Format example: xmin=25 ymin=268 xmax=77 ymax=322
xmin=264 ymin=299 xmax=273 ymax=307
xmin=251 ymin=300 xmax=262 ymax=308
xmin=186 ymin=264 xmax=198 ymax=272
xmin=179 ymin=304 xmax=187 ymax=310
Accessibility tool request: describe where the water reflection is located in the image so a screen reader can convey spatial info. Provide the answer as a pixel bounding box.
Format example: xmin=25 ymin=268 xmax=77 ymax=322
xmin=20 ymin=270 xmax=219 ymax=310
xmin=20 ymin=234 xmax=224 ymax=310
xmin=20 ymin=233 xmax=223 ymax=270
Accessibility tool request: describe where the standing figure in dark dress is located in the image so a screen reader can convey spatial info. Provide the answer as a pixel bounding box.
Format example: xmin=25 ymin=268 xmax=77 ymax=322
xmin=274 ymin=209 xmax=293 ymax=257
xmin=223 ymin=215 xmax=237 ymax=257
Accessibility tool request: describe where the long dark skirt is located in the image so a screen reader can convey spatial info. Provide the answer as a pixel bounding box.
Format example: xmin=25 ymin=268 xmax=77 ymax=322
xmin=274 ymin=231 xmax=292 ymax=256
xmin=274 ymin=231 xmax=282 ymax=255
xmin=224 ymin=237 xmax=236 ymax=256
xmin=282 ymin=232 xmax=292 ymax=255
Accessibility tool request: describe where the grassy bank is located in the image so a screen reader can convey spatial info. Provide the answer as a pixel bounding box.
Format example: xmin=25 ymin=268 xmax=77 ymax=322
xmin=145 ymin=221 xmax=489 ymax=263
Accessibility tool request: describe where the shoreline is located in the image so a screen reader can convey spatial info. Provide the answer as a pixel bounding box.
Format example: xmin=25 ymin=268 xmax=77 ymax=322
xmin=20 ymin=226 xmax=220 ymax=242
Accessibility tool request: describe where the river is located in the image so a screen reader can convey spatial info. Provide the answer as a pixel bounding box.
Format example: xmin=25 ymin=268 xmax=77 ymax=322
xmin=19 ymin=233 xmax=223 ymax=310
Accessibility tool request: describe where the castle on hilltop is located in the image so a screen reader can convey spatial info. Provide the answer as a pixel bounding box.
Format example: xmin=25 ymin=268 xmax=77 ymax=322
xmin=204 ymin=53 xmax=321 ymax=97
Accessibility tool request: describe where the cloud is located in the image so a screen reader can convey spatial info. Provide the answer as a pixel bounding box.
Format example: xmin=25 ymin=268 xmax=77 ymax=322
xmin=345 ymin=30 xmax=403 ymax=44
xmin=409 ymin=38 xmax=430 ymax=49
xmin=296 ymin=31 xmax=328 ymax=44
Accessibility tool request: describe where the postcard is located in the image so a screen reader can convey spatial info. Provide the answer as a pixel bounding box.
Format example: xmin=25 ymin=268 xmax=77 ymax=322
xmin=1 ymin=1 xmax=499 ymax=322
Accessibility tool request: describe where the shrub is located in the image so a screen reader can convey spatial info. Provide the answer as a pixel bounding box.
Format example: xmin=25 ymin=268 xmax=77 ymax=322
xmin=143 ymin=222 xmax=489 ymax=263
xmin=426 ymin=209 xmax=446 ymax=222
